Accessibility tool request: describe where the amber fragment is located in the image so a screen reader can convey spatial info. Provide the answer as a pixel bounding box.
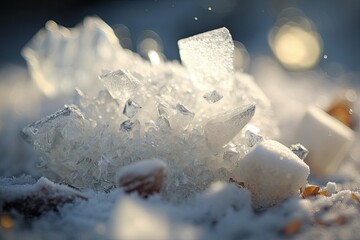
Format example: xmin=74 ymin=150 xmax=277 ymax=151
xmin=229 ymin=177 xmax=245 ymax=188
xmin=319 ymin=189 xmax=329 ymax=196
xmin=282 ymin=220 xmax=302 ymax=235
xmin=326 ymin=99 xmax=355 ymax=129
xmin=351 ymin=193 xmax=360 ymax=204
xmin=301 ymin=185 xmax=320 ymax=198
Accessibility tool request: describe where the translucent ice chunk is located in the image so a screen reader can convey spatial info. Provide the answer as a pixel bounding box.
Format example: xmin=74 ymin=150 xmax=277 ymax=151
xmin=203 ymin=90 xmax=223 ymax=104
xmin=245 ymin=130 xmax=264 ymax=147
xmin=120 ymin=120 xmax=140 ymax=133
xmin=176 ymin=103 xmax=195 ymax=118
xmin=21 ymin=104 xmax=87 ymax=151
xmin=99 ymin=70 xmax=142 ymax=101
xmin=22 ymin=17 xmax=121 ymax=97
xmin=204 ymin=103 xmax=256 ymax=152
xmin=123 ymin=99 xmax=142 ymax=118
xmin=289 ymin=143 xmax=309 ymax=161
xmin=178 ymin=27 xmax=234 ymax=90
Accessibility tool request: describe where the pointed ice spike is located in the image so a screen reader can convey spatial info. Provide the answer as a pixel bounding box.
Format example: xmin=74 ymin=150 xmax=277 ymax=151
xmin=204 ymin=103 xmax=256 ymax=152
xmin=178 ymin=27 xmax=234 ymax=89
xmin=99 ymin=69 xmax=142 ymax=100
xmin=245 ymin=130 xmax=264 ymax=147
xmin=176 ymin=103 xmax=195 ymax=117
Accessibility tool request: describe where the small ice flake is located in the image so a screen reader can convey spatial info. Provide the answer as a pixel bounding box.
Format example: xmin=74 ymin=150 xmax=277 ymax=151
xmin=203 ymin=90 xmax=223 ymax=103
xmin=289 ymin=143 xmax=309 ymax=160
xmin=245 ymin=130 xmax=264 ymax=147
xmin=123 ymin=99 xmax=142 ymax=118
xmin=176 ymin=103 xmax=195 ymax=117
xmin=120 ymin=120 xmax=139 ymax=132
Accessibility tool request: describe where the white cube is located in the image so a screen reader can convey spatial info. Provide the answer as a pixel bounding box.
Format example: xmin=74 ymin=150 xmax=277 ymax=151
xmin=296 ymin=106 xmax=354 ymax=177
xmin=235 ymin=140 xmax=310 ymax=209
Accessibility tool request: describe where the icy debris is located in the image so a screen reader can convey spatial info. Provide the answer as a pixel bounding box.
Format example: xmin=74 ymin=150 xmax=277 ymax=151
xmin=99 ymin=69 xmax=143 ymax=102
xmin=203 ymin=90 xmax=223 ymax=104
xmin=123 ymin=99 xmax=142 ymax=118
xmin=116 ymin=158 xmax=167 ymax=198
xmin=235 ymin=140 xmax=310 ymax=209
xmin=290 ymin=143 xmax=309 ymax=160
xmin=22 ymin=20 xmax=279 ymax=198
xmin=178 ymin=27 xmax=234 ymax=90
xmin=325 ymin=182 xmax=337 ymax=195
xmin=21 ymin=104 xmax=88 ymax=149
xmin=245 ymin=129 xmax=264 ymax=147
xmin=22 ymin=17 xmax=122 ymax=97
xmin=0 ymin=177 xmax=86 ymax=218
xmin=204 ymin=103 xmax=256 ymax=152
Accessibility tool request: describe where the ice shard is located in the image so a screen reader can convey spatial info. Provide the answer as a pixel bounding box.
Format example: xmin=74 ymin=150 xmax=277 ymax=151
xmin=178 ymin=27 xmax=234 ymax=90
xmin=204 ymin=103 xmax=256 ymax=152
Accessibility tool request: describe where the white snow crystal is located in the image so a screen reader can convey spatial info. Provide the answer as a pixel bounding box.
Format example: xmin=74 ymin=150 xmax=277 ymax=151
xmin=325 ymin=182 xmax=337 ymax=195
xmin=235 ymin=140 xmax=310 ymax=209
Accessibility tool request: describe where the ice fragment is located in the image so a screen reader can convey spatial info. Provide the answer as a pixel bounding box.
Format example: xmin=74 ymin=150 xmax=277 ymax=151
xmin=123 ymin=99 xmax=142 ymax=118
xmin=99 ymin=69 xmax=142 ymax=101
xmin=289 ymin=143 xmax=309 ymax=160
xmin=22 ymin=17 xmax=121 ymax=97
xmin=120 ymin=120 xmax=140 ymax=132
xmin=178 ymin=27 xmax=234 ymax=90
xmin=204 ymin=103 xmax=256 ymax=152
xmin=203 ymin=90 xmax=223 ymax=103
xmin=245 ymin=130 xmax=264 ymax=147
xmin=176 ymin=103 xmax=195 ymax=117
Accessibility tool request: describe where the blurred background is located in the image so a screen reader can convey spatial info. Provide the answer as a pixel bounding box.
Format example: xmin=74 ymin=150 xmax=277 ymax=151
xmin=0 ymin=0 xmax=359 ymax=73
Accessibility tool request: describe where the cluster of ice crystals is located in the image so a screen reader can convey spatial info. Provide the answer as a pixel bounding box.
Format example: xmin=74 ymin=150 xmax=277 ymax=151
xmin=22 ymin=18 xmax=279 ymax=200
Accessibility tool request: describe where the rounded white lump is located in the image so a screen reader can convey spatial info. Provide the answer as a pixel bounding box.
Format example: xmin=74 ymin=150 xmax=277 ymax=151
xmin=235 ymin=140 xmax=310 ymax=209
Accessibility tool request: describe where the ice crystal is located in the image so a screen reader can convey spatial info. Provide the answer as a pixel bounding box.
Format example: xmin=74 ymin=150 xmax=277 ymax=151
xmin=245 ymin=130 xmax=264 ymax=147
xmin=290 ymin=143 xmax=309 ymax=161
xmin=22 ymin=18 xmax=279 ymax=200
xmin=203 ymin=90 xmax=223 ymax=103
